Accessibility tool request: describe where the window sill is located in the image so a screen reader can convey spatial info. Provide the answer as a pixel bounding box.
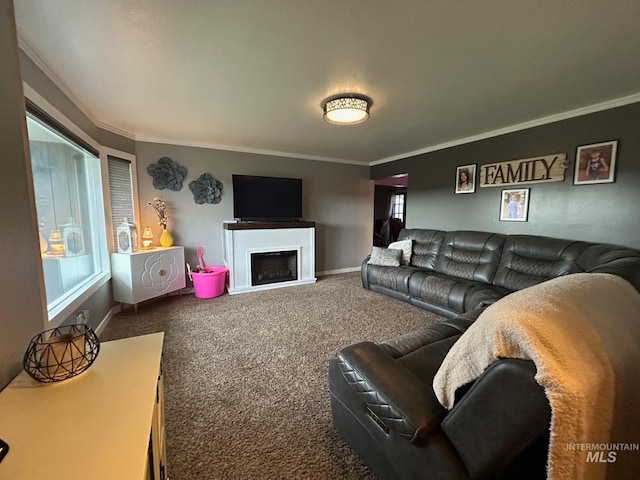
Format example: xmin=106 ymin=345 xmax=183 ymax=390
xmin=47 ymin=271 xmax=111 ymax=329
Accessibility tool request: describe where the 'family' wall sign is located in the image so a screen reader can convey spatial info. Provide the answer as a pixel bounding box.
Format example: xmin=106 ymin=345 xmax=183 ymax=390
xmin=479 ymin=153 xmax=568 ymax=188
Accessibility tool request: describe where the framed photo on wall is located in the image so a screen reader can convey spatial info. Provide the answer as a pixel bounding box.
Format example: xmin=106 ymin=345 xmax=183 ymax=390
xmin=455 ymin=164 xmax=476 ymax=194
xmin=574 ymin=140 xmax=618 ymax=185
xmin=499 ymin=188 xmax=530 ymax=222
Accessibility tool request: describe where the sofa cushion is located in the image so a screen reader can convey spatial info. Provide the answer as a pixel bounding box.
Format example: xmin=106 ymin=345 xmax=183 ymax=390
xmin=399 ymin=229 xmax=446 ymax=270
xmin=408 ymin=271 xmax=504 ymax=315
xmin=366 ymin=265 xmax=420 ymax=294
xmin=434 ymin=231 xmax=505 ymax=284
xmin=389 ymin=239 xmax=413 ymax=265
xmin=464 ymin=284 xmax=511 ymax=312
xmin=493 ymin=235 xmax=588 ymax=290
xmin=368 ymin=246 xmax=403 ymax=267
xmin=409 ymin=272 xmax=462 ymax=310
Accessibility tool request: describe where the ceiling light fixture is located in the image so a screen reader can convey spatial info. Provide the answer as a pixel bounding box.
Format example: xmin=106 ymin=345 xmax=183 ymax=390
xmin=322 ymin=95 xmax=370 ymax=125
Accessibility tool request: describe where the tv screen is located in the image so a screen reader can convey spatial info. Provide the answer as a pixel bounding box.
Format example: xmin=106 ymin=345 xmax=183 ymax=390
xmin=232 ymin=174 xmax=303 ymax=222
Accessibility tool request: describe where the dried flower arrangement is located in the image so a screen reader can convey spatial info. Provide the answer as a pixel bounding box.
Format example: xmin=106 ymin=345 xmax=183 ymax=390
xmin=148 ymin=197 xmax=168 ymax=229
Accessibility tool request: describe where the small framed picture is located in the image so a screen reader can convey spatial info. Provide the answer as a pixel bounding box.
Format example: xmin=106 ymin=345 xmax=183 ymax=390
xmin=573 ymin=140 xmax=618 ymax=185
xmin=455 ymin=164 xmax=476 ymax=194
xmin=500 ymin=188 xmax=530 ymax=222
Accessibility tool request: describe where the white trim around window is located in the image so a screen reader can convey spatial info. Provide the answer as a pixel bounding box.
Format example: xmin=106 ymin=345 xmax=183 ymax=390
xmin=23 ymin=83 xmax=113 ymax=329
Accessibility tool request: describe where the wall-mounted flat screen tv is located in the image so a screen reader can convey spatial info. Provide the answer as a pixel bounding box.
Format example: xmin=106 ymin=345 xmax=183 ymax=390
xmin=232 ymin=174 xmax=303 ymax=222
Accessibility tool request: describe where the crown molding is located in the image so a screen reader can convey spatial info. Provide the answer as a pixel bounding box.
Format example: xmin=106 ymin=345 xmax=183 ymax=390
xmin=370 ymin=93 xmax=640 ymax=166
xmin=133 ymin=135 xmax=368 ymax=165
xmin=18 ymin=37 xmax=101 ymax=127
xmin=18 ymin=37 xmax=639 ymax=167
xmin=22 ymin=83 xmax=101 ymax=151
xmin=19 ymin=37 xmax=135 ymax=140
xmin=18 ymin=37 xmax=365 ymax=165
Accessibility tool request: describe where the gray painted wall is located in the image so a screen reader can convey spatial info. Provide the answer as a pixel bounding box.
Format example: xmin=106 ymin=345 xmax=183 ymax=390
xmin=372 ymin=103 xmax=640 ymax=249
xmin=19 ymin=51 xmax=136 ymax=155
xmin=135 ymin=142 xmax=373 ymax=274
xmin=0 ymin=0 xmax=47 ymax=390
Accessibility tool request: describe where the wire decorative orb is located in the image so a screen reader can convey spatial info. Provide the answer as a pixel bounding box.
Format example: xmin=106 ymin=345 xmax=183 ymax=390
xmin=23 ymin=324 xmax=100 ymax=383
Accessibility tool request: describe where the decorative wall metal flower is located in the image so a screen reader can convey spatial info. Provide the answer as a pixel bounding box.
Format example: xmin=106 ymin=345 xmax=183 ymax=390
xmin=147 ymin=156 xmax=187 ymax=191
xmin=189 ymin=173 xmax=223 ymax=205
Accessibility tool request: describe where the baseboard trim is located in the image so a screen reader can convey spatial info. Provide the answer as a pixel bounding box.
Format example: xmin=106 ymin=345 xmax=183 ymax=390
xmin=316 ymin=267 xmax=360 ymax=277
xmin=95 ymin=306 xmax=119 ymax=337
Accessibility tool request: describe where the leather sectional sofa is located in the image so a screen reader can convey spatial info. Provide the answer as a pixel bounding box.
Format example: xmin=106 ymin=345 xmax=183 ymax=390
xmin=329 ymin=229 xmax=640 ymax=479
xmin=361 ymin=229 xmax=640 ymax=319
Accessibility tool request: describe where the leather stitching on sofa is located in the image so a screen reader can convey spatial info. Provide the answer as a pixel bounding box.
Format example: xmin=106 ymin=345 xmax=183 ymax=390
xmin=434 ymin=232 xmax=505 ymax=285
xmin=415 ymin=274 xmax=457 ymax=307
xmin=337 ymin=352 xmax=423 ymax=442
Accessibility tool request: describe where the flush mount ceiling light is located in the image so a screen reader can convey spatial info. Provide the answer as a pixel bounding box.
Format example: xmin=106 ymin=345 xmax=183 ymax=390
xmin=322 ymin=95 xmax=370 ymax=125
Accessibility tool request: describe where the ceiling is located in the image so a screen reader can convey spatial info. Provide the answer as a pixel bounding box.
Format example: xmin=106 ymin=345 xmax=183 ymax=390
xmin=14 ymin=1 xmax=640 ymax=165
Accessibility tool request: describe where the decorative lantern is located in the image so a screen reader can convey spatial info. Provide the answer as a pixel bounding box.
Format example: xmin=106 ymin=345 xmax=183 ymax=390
xmin=116 ymin=217 xmax=138 ymax=253
xmin=141 ymin=225 xmax=154 ymax=249
xmin=47 ymin=229 xmax=65 ymax=256
xmin=62 ymin=217 xmax=85 ymax=256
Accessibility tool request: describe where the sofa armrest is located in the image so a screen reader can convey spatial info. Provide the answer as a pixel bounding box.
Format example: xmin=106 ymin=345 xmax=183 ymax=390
xmin=379 ymin=320 xmax=467 ymax=359
xmin=336 ymin=341 xmax=446 ymax=442
xmin=588 ymin=257 xmax=640 ymax=292
xmin=441 ymin=359 xmax=551 ymax=479
xmin=361 ymin=256 xmax=371 ymax=289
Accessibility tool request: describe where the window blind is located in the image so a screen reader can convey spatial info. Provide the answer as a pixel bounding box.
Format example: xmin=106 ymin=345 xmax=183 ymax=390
xmin=107 ymin=155 xmax=134 ymax=249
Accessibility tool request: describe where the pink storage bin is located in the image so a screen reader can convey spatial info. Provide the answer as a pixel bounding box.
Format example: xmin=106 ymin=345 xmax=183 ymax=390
xmin=191 ymin=266 xmax=228 ymax=298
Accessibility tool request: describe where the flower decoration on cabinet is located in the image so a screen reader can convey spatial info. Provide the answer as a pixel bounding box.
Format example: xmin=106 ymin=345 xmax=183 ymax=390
xmin=148 ymin=197 xmax=168 ymax=228
xmin=189 ymin=173 xmax=224 ymax=204
xmin=146 ymin=156 xmax=187 ymax=191
xmin=141 ymin=251 xmax=179 ymax=291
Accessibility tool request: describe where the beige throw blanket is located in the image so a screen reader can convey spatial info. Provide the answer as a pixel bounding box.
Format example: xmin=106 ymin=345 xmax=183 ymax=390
xmin=433 ymin=273 xmax=640 ymax=479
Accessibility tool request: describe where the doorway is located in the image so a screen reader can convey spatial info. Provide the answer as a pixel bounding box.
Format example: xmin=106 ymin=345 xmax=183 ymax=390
xmin=373 ymin=174 xmax=408 ymax=246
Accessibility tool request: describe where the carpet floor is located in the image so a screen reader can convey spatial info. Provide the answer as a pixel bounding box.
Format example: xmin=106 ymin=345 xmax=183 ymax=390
xmin=100 ymin=272 xmax=444 ymax=479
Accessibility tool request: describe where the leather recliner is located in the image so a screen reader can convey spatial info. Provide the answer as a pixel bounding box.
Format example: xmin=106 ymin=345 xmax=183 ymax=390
xmin=331 ymin=229 xmax=640 ymax=479
xmin=329 ymin=314 xmax=550 ymax=479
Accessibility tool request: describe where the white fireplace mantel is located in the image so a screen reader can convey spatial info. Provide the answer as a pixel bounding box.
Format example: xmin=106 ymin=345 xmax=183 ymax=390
xmin=222 ymin=221 xmax=316 ymax=294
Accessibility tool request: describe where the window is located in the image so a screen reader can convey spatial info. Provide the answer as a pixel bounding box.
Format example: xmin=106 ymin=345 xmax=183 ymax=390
xmin=107 ymin=155 xmax=135 ymax=248
xmin=26 ymin=107 xmax=109 ymax=327
xmin=392 ymin=192 xmax=406 ymax=223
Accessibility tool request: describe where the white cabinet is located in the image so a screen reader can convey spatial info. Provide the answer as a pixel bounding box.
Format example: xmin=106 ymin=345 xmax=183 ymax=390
xmin=111 ymin=246 xmax=185 ymax=312
xmin=41 ymin=254 xmax=93 ymax=301
xmin=0 ymin=333 xmax=167 ymax=480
